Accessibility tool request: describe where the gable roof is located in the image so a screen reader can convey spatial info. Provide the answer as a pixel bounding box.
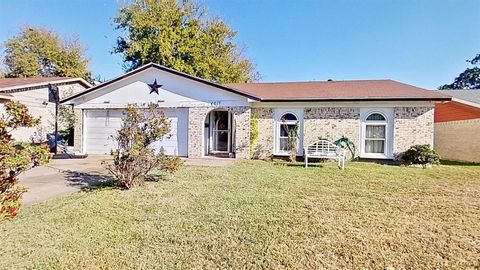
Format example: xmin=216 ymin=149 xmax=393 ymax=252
xmin=61 ymin=63 xmax=260 ymax=103
xmin=61 ymin=63 xmax=451 ymax=104
xmin=225 ymin=80 xmax=451 ymax=102
xmin=0 ymin=77 xmax=92 ymax=93
xmin=437 ymin=90 xmax=480 ymax=107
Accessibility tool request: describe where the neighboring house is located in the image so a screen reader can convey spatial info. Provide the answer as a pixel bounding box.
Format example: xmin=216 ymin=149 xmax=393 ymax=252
xmin=435 ymin=90 xmax=480 ymax=163
xmin=0 ymin=77 xmax=92 ymax=141
xmin=62 ymin=63 xmax=450 ymax=160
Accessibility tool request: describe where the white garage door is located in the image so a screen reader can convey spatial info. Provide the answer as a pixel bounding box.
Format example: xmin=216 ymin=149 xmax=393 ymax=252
xmin=85 ymin=109 xmax=188 ymax=156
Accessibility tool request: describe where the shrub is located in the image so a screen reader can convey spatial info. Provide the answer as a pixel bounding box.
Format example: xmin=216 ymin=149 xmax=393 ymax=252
xmin=401 ymin=144 xmax=440 ymax=168
xmin=1 ymin=101 xmax=50 ymax=221
xmin=103 ymin=103 xmax=183 ymax=188
xmin=159 ymin=156 xmax=184 ymax=180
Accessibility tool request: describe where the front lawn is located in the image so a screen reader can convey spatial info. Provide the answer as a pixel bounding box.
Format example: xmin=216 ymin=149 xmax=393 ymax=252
xmin=1 ymin=161 xmax=479 ymax=269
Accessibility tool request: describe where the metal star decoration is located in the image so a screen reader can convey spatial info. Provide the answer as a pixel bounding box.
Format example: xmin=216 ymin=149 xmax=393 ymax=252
xmin=148 ymin=79 xmax=162 ymax=95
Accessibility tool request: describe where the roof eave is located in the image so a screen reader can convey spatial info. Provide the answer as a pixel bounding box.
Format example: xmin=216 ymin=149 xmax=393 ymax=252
xmin=0 ymin=78 xmax=92 ymax=93
xmin=258 ymin=97 xmax=452 ymax=102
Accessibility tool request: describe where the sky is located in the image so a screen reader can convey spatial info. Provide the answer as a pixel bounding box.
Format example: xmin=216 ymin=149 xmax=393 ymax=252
xmin=0 ymin=0 xmax=479 ymax=89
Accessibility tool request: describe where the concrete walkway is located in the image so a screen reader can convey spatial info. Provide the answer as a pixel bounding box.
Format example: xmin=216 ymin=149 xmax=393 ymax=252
xmin=19 ymin=155 xmax=234 ymax=205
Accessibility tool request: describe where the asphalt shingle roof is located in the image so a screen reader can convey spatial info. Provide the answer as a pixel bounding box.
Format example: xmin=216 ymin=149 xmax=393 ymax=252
xmin=225 ymin=80 xmax=450 ymax=101
xmin=437 ymin=90 xmax=480 ymax=105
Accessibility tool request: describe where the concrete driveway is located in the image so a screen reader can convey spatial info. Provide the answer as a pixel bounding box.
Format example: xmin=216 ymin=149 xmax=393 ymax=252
xmin=19 ymin=156 xmax=112 ymax=205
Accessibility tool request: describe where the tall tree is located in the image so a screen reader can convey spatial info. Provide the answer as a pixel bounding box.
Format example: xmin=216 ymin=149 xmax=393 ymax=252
xmin=113 ymin=0 xmax=258 ymax=83
xmin=3 ymin=26 xmax=91 ymax=80
xmin=439 ymin=54 xmax=480 ymax=89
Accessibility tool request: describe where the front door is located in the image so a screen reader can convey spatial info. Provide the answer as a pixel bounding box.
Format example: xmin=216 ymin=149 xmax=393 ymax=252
xmin=212 ymin=111 xmax=230 ymax=152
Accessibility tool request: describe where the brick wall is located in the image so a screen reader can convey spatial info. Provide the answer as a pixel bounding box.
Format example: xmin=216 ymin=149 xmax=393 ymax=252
xmin=393 ymin=107 xmax=434 ymax=156
xmin=253 ymin=106 xmax=434 ymax=160
xmin=303 ymin=107 xmax=361 ymax=151
xmin=434 ymin=119 xmax=480 ymax=163
xmin=188 ymin=106 xmax=251 ymax=159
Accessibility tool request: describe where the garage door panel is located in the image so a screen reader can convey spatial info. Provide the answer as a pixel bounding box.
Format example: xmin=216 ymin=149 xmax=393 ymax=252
xmin=85 ymin=109 xmax=188 ymax=156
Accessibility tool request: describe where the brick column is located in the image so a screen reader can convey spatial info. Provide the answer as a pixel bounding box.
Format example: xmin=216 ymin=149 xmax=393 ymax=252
xmin=73 ymin=109 xmax=83 ymax=153
xmin=231 ymin=106 xmax=251 ymax=159
xmin=251 ymin=108 xmax=275 ymax=159
xmin=187 ymin=107 xmax=211 ymax=158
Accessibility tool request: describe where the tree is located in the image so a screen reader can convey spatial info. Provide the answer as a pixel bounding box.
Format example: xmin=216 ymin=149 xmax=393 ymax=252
xmin=439 ymin=54 xmax=480 ymax=89
xmin=113 ymin=0 xmax=258 ymax=83
xmin=2 ymin=26 xmax=91 ymax=80
xmin=103 ymin=103 xmax=183 ymax=188
xmin=0 ymin=101 xmax=50 ymax=221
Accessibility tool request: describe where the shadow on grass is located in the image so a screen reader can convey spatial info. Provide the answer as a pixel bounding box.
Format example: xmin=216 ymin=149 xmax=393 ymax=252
xmin=441 ymin=160 xmax=480 ymax=167
xmin=62 ymin=170 xmax=115 ymax=191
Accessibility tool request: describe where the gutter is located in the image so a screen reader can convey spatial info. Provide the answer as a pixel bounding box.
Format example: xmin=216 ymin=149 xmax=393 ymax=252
xmin=257 ymin=97 xmax=452 ymax=102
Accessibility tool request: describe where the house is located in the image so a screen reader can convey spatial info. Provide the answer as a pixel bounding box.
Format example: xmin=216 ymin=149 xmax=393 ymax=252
xmin=61 ymin=63 xmax=450 ymax=160
xmin=0 ymin=77 xmax=92 ymax=141
xmin=434 ymin=90 xmax=480 ymax=163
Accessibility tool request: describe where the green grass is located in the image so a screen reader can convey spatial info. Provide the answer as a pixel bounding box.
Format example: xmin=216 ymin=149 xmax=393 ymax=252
xmin=1 ymin=161 xmax=479 ymax=269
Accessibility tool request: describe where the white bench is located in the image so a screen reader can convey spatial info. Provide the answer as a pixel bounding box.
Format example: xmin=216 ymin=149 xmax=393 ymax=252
xmin=304 ymin=139 xmax=346 ymax=169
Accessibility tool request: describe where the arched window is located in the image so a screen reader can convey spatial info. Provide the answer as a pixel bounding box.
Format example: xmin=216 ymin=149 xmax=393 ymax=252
xmin=278 ymin=112 xmax=298 ymax=152
xmin=364 ymin=112 xmax=387 ymax=154
xmin=366 ymin=113 xmax=386 ymax=121
xmin=281 ymin=113 xmax=297 ymax=121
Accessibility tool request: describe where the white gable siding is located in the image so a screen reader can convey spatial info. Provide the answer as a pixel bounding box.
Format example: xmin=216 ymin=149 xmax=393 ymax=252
xmin=73 ymin=68 xmax=249 ymax=109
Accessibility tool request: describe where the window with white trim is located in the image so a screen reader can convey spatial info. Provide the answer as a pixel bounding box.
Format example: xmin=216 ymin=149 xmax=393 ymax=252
xmin=278 ymin=113 xmax=298 ymax=153
xmin=364 ymin=113 xmax=387 ymax=154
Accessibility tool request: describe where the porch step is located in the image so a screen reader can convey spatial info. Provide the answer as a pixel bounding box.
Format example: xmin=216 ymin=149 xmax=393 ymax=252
xmin=208 ymin=153 xmax=232 ymax=158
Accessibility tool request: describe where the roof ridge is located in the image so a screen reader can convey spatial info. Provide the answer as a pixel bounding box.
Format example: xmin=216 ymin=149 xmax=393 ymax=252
xmin=225 ymin=79 xmax=393 ymax=85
